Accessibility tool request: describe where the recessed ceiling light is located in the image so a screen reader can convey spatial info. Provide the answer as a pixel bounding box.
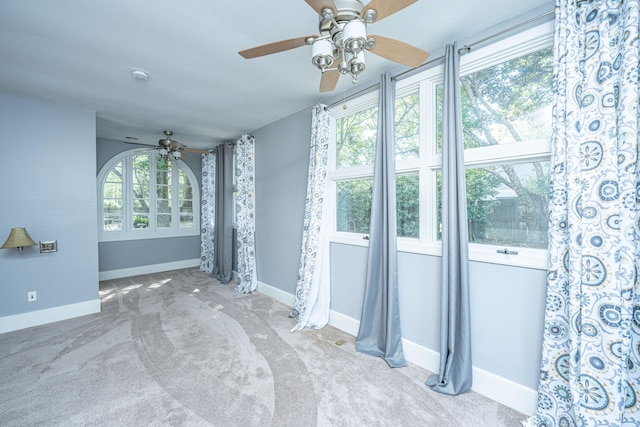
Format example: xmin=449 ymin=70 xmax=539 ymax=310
xmin=131 ymin=69 xmax=149 ymax=81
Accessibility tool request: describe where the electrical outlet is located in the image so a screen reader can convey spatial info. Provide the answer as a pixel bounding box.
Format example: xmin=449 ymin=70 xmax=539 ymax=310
xmin=27 ymin=291 xmax=37 ymax=302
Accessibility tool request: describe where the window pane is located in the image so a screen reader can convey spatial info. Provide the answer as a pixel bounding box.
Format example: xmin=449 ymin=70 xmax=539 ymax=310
xmin=103 ymin=199 xmax=122 ymax=231
xmin=157 ymin=199 xmax=171 ymax=215
xmin=437 ymin=161 xmax=550 ymax=248
xmin=460 ymin=47 xmax=553 ymax=149
xmin=396 ymin=174 xmax=419 ymax=238
xmin=105 ymin=165 xmax=122 ymax=183
xmin=157 ymin=214 xmax=171 ymax=228
xmin=336 ymin=106 xmax=377 ymax=168
xmin=436 ymin=48 xmax=553 ymax=153
xmin=133 ymin=214 xmax=149 ymax=229
xmin=395 ymin=92 xmax=419 ymax=160
xmin=103 ymin=162 xmax=123 ymax=231
xmin=103 ymin=182 xmax=122 ymax=199
xmin=179 ymin=168 xmax=194 ymax=228
xmin=436 ymin=84 xmax=443 ymax=153
xmin=336 ymin=179 xmax=372 ymax=233
xmin=132 ymin=155 xmax=150 ymax=228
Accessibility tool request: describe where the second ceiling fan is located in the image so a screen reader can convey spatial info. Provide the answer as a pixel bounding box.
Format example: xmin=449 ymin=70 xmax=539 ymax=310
xmin=239 ymin=0 xmax=429 ymax=92
xmin=126 ymin=131 xmax=209 ymax=160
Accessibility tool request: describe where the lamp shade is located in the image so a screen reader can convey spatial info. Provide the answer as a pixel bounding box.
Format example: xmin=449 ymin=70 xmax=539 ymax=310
xmin=1 ymin=227 xmax=36 ymax=250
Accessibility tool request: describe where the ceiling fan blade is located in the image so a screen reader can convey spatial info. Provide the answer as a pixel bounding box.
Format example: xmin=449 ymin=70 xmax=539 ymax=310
xmin=368 ymin=35 xmax=429 ymax=68
xmin=239 ymin=35 xmax=315 ymax=59
xmin=183 ymin=147 xmax=210 ymax=155
xmin=123 ymin=140 xmax=153 ymax=147
xmin=320 ymin=69 xmax=340 ymax=92
xmin=305 ymin=0 xmax=336 ymax=16
xmin=361 ymin=0 xmax=417 ymax=22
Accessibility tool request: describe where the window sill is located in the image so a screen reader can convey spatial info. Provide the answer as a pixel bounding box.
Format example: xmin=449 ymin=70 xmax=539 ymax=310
xmin=99 ymin=229 xmax=200 ymax=243
xmin=329 ymin=234 xmax=548 ymax=270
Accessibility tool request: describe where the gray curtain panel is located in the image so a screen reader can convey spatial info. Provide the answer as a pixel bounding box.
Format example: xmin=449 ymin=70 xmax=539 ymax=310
xmin=425 ymin=42 xmax=472 ymax=395
xmin=210 ymin=143 xmax=234 ymax=284
xmin=355 ymin=72 xmax=406 ymax=368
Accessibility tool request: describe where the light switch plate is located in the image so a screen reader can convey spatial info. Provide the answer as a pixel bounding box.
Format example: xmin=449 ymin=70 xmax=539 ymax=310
xmin=39 ymin=240 xmax=58 ymax=253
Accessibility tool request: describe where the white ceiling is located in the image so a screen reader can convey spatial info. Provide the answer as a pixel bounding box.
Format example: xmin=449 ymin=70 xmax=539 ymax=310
xmin=0 ymin=0 xmax=554 ymax=150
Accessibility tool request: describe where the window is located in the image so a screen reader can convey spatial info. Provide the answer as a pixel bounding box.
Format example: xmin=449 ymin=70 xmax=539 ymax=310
xmin=332 ymin=89 xmax=421 ymax=239
xmin=329 ymin=22 xmax=553 ymax=268
xmin=98 ymin=149 xmax=200 ymax=241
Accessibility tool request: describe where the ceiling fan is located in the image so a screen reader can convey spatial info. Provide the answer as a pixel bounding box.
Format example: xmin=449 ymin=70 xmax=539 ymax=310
xmin=126 ymin=131 xmax=209 ymax=160
xmin=239 ymin=0 xmax=430 ymax=92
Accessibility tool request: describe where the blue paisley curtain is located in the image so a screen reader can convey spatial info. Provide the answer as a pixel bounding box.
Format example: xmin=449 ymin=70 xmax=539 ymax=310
xmin=525 ymin=1 xmax=640 ymax=426
xmin=235 ymin=134 xmax=258 ymax=294
xmin=291 ymin=104 xmax=332 ymax=331
xmin=200 ymin=151 xmax=216 ymax=274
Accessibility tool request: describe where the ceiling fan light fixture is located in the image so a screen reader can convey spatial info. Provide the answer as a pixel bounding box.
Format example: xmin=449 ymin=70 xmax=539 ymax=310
xmin=343 ymin=20 xmax=366 ymax=54
xmin=311 ymin=39 xmax=334 ymax=69
xmin=349 ymin=51 xmax=366 ymax=82
xmin=362 ymin=8 xmax=377 ymax=24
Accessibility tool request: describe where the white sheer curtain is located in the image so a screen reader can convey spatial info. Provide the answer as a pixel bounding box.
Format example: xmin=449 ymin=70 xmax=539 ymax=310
xmin=291 ymin=104 xmax=332 ymax=331
xmin=235 ymin=134 xmax=258 ymax=294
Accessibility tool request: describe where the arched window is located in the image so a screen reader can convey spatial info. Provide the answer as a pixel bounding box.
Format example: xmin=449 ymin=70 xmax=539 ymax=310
xmin=98 ymin=149 xmax=200 ymax=241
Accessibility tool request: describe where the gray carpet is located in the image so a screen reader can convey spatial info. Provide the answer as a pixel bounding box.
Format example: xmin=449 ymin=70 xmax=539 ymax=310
xmin=0 ymin=268 xmax=525 ymax=426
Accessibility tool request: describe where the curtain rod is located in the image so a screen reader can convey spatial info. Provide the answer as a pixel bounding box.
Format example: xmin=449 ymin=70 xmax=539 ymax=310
xmin=328 ymin=8 xmax=555 ymax=109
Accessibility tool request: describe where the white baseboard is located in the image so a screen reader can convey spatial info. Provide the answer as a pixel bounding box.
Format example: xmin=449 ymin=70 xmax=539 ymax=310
xmin=0 ymin=299 xmax=101 ymax=334
xmin=471 ymin=366 xmax=538 ymax=415
xmin=99 ymin=259 xmax=200 ymax=281
xmin=328 ymin=309 xmax=360 ymax=336
xmin=255 ymin=279 xmax=537 ymax=415
xmin=256 ymin=280 xmax=296 ymax=306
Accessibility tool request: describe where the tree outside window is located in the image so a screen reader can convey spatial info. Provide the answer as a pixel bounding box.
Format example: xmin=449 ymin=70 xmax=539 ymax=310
xmin=436 ymin=47 xmax=553 ymax=248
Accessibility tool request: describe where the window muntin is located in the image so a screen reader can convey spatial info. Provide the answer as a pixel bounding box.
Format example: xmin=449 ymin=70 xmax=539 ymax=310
xmin=329 ymin=22 xmax=553 ymax=269
xmin=98 ymin=149 xmax=200 ymax=241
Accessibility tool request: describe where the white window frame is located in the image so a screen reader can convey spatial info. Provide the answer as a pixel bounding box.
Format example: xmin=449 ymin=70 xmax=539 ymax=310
xmin=97 ymin=148 xmax=200 ymax=242
xmin=327 ymin=21 xmax=554 ymax=270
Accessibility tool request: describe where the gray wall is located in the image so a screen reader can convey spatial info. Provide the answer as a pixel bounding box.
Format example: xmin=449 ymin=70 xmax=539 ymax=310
xmin=253 ymin=109 xmax=312 ymax=294
xmin=96 ymin=138 xmax=202 ymax=272
xmin=0 ymin=93 xmax=99 ymax=316
xmin=253 ymin=105 xmax=547 ymax=391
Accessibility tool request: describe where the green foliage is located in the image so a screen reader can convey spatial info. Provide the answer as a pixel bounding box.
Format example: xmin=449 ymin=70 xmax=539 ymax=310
xmin=336 ymin=179 xmax=373 ymax=234
xmin=133 ymin=215 xmax=149 ymax=228
xmin=336 ymin=106 xmax=377 ymax=169
xmin=460 ymin=47 xmax=553 ymax=149
xmin=335 ymin=47 xmax=552 ymax=247
xmin=396 ymin=174 xmax=419 ymax=238
xmin=465 ymin=168 xmax=500 ymax=224
xmin=395 ymin=93 xmax=420 ymax=160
